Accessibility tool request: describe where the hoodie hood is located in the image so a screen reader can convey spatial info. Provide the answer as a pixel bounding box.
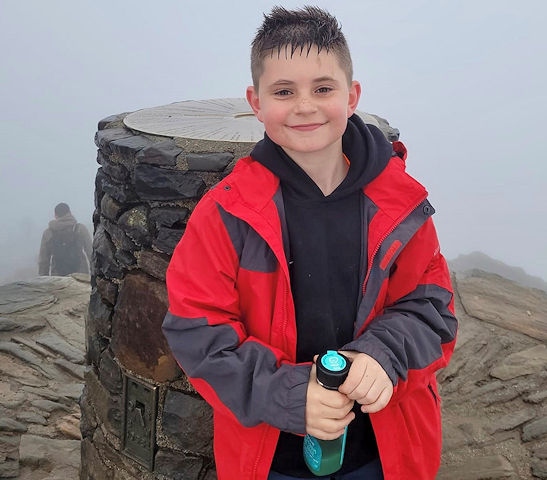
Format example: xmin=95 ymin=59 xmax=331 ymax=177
xmin=250 ymin=114 xmax=394 ymax=199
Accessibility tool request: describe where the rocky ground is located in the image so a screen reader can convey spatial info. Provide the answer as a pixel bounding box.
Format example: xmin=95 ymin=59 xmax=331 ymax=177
xmin=0 ymin=271 xmax=545 ymax=479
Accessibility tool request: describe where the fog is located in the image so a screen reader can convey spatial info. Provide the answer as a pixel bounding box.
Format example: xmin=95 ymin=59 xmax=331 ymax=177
xmin=1 ymin=0 xmax=546 ymax=284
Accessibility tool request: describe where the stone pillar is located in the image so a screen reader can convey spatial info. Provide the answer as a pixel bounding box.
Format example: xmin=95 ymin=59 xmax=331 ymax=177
xmin=80 ymin=99 xmax=400 ymax=479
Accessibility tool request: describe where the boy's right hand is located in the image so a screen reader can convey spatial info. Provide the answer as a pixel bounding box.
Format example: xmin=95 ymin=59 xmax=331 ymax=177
xmin=305 ymin=361 xmax=355 ymax=440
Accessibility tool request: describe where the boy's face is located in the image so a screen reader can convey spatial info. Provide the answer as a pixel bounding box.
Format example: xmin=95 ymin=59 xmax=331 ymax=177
xmin=247 ymin=47 xmax=360 ymax=161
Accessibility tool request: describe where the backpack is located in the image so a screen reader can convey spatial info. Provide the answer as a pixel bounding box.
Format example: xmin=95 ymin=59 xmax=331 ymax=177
xmin=50 ymin=224 xmax=82 ymax=276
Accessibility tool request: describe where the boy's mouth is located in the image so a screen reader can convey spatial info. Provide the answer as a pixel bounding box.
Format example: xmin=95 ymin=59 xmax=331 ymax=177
xmin=289 ymin=123 xmax=324 ymax=132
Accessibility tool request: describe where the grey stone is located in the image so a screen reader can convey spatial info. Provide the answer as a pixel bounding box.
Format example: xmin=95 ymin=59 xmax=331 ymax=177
xmin=115 ymin=249 xmax=137 ymax=268
xmin=153 ymin=227 xmax=184 ymax=255
xmin=0 ymin=341 xmax=52 ymax=378
xmin=523 ymin=416 xmax=547 ymax=442
xmin=99 ymin=348 xmax=123 ymax=395
xmin=137 ymin=250 xmax=169 ymax=281
xmin=81 ymin=369 xmax=121 ymax=438
xmin=0 ymin=317 xmax=19 ymax=331
xmin=92 ymin=224 xmax=124 ymax=280
xmin=95 ymin=277 xmax=118 ymax=306
xmin=437 ymin=454 xmax=514 ymax=479
xmin=187 ymin=152 xmax=233 ymax=171
xmin=149 ymin=206 xmax=189 ymax=229
xmin=154 ymin=449 xmax=204 ymax=479
xmin=532 ymin=459 xmax=547 ymax=479
xmin=95 ymin=127 xmax=133 ymax=152
xmin=19 ymin=434 xmax=80 ymax=470
xmin=134 ymin=164 xmax=206 ymax=200
xmin=0 ymin=434 xmax=19 ymax=478
xmin=0 ymin=417 xmax=28 ymax=433
xmin=16 ymin=411 xmax=48 ymax=425
xmin=136 ymin=139 xmax=183 ymax=166
xmin=53 ymin=358 xmax=85 ymax=380
xmin=98 ymin=113 xmax=127 ymax=130
xmin=490 ymin=345 xmax=547 ymax=380
xmin=0 ymin=282 xmax=56 ymax=315
xmin=30 ymin=399 xmax=70 ymax=414
xmin=100 ymin=175 xmax=140 ymax=204
xmin=98 ymin=151 xmax=131 ymax=182
xmin=104 ymin=219 xmax=139 ymax=253
xmin=526 ymin=389 xmax=547 ymax=404
xmin=486 ymin=409 xmax=537 ymax=434
xmin=34 ymin=332 xmax=84 ymax=364
xmin=100 ymin=192 xmax=125 ymax=221
xmin=110 ymin=135 xmax=154 ymax=159
xmin=88 ymin=289 xmax=113 ymax=338
xmin=161 ymin=389 xmax=213 ymax=456
xmin=118 ymin=205 xmax=150 ymax=246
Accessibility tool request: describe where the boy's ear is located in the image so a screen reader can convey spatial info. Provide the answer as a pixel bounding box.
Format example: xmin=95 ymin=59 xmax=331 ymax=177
xmin=246 ymin=86 xmax=263 ymax=122
xmin=347 ymin=81 xmax=362 ymax=118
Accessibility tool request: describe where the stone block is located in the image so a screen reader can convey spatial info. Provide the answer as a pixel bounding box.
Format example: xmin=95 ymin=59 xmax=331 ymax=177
xmin=111 ymin=273 xmax=179 ymax=382
xmin=95 ymin=128 xmax=133 ymax=153
xmin=99 ymin=348 xmax=123 ymax=395
xmin=118 ymin=206 xmax=150 ymax=247
xmin=98 ymin=113 xmax=128 ymax=130
xmin=137 ymin=250 xmax=170 ymax=281
xmin=98 ymin=151 xmax=131 ymax=182
xmin=136 ymin=140 xmax=183 ymax=166
xmin=154 ymin=448 xmax=205 ymax=479
xmin=153 ymin=227 xmax=184 ymax=255
xmin=104 ymin=220 xmax=139 ymax=253
xmin=101 ymin=193 xmax=125 ymax=221
xmin=523 ymin=416 xmax=547 ymax=442
xmin=134 ymin=164 xmax=206 ymax=201
xmin=110 ymin=135 xmax=154 ymax=159
xmin=149 ymin=206 xmax=189 ymax=229
xmin=161 ymin=389 xmax=213 ymax=456
xmin=95 ymin=276 xmax=119 ymax=307
xmin=82 ymin=369 xmax=122 ymax=439
xmin=187 ymin=152 xmax=233 ymax=171
xmin=88 ymin=289 xmax=113 ymax=338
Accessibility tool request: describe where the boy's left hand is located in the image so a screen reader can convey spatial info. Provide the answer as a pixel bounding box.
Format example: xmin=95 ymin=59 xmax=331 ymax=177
xmin=338 ymin=351 xmax=393 ymax=413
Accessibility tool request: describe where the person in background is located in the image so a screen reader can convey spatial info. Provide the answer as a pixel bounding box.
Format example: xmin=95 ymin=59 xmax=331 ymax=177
xmin=38 ymin=202 xmax=92 ymax=276
xmin=162 ymin=6 xmax=458 ymax=479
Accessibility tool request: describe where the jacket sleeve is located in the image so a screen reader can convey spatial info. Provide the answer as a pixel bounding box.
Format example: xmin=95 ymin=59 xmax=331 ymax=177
xmin=162 ymin=196 xmax=310 ymax=434
xmin=342 ymin=217 xmax=457 ymax=395
xmin=38 ymin=229 xmax=52 ymax=275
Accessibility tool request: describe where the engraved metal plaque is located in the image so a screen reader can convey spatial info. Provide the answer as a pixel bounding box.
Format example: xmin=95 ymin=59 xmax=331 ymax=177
xmin=122 ymin=373 xmax=158 ymax=470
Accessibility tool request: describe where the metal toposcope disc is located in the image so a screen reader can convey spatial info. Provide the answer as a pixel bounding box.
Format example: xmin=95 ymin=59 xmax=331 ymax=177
xmin=123 ymin=98 xmax=382 ymax=143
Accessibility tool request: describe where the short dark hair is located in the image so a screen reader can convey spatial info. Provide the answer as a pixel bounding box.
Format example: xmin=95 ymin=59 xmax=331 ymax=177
xmin=54 ymin=202 xmax=71 ymax=217
xmin=250 ymin=6 xmax=353 ymax=88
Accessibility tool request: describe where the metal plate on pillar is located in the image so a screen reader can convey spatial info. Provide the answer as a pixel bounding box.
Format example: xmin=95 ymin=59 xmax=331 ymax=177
xmin=122 ymin=373 xmax=158 ymax=470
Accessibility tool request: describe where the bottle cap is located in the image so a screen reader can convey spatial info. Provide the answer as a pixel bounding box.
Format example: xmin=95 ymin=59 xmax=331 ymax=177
xmin=316 ymin=350 xmax=350 ymax=390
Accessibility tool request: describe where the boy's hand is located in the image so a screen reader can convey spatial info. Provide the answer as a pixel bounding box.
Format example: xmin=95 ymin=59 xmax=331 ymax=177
xmin=338 ymin=351 xmax=393 ymax=413
xmin=305 ymin=360 xmax=355 ymax=440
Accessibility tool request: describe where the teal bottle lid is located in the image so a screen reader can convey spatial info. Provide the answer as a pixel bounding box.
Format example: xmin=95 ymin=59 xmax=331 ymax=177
xmin=316 ymin=351 xmax=350 ymax=390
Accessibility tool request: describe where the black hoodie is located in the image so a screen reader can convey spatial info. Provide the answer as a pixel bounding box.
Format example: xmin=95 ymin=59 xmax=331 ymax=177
xmin=251 ymin=115 xmax=393 ymax=476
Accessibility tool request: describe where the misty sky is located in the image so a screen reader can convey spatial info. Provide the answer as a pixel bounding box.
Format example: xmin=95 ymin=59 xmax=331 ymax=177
xmin=1 ymin=0 xmax=546 ymax=283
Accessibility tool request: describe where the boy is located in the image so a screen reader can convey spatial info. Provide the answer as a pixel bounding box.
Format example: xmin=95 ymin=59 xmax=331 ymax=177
xmin=162 ymin=6 xmax=457 ymax=479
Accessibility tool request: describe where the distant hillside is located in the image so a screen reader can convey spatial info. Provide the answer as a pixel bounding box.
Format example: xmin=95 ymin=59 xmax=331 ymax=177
xmin=449 ymin=251 xmax=547 ymax=292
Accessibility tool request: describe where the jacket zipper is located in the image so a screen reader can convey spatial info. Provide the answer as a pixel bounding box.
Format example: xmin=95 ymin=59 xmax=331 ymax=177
xmin=361 ymin=194 xmax=428 ymax=298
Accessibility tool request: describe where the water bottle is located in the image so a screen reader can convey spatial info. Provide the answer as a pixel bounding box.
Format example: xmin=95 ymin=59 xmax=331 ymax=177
xmin=303 ymin=350 xmax=350 ymax=476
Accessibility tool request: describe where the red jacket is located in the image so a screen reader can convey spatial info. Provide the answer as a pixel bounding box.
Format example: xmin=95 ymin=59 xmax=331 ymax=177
xmin=163 ymin=142 xmax=457 ymax=479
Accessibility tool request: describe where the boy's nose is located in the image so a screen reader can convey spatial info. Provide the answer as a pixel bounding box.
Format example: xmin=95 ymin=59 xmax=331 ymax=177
xmin=294 ymin=96 xmax=317 ymax=114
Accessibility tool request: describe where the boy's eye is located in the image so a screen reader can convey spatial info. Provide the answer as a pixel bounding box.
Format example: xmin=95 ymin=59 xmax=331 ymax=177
xmin=316 ymin=86 xmax=333 ymax=94
xmin=274 ymin=89 xmax=292 ymax=96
